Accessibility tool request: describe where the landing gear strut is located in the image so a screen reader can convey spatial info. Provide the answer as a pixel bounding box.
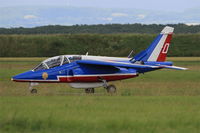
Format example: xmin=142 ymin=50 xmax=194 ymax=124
xmin=85 ymin=88 xmax=95 ymax=93
xmin=29 ymin=82 xmax=39 ymax=94
xmin=99 ymin=77 xmax=117 ymax=94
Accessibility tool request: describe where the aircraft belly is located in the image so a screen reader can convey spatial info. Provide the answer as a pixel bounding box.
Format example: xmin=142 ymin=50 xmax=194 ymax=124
xmin=68 ymin=73 xmax=138 ymax=88
xmin=69 ymin=82 xmax=104 ymax=89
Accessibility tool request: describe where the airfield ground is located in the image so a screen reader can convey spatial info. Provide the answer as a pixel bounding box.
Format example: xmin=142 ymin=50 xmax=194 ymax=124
xmin=0 ymin=57 xmax=200 ymax=133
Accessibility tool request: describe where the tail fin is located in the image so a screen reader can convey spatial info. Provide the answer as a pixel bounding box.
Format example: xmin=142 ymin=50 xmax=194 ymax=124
xmin=132 ymin=26 xmax=174 ymax=62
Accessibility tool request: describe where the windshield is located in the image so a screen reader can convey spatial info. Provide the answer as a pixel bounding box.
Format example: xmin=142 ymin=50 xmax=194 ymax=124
xmin=33 ymin=56 xmax=64 ymax=71
xmin=33 ymin=63 xmax=47 ymax=71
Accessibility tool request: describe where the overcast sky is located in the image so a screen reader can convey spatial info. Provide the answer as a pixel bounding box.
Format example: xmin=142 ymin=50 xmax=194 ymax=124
xmin=1 ymin=0 xmax=200 ymax=12
xmin=1 ymin=0 xmax=200 ymax=27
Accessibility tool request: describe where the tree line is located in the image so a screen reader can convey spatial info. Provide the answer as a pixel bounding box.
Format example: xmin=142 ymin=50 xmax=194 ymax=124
xmin=1 ymin=23 xmax=200 ymax=34
xmin=0 ymin=34 xmax=199 ymax=57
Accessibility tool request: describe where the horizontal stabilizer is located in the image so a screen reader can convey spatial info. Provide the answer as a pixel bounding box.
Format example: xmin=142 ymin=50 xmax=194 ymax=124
xmin=161 ymin=65 xmax=188 ymax=70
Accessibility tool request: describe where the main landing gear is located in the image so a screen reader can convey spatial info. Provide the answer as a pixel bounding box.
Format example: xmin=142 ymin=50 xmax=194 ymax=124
xmin=85 ymin=88 xmax=95 ymax=93
xmin=29 ymin=82 xmax=39 ymax=94
xmin=106 ymin=85 xmax=116 ymax=93
xmin=84 ymin=79 xmax=117 ymax=94
xmin=102 ymin=79 xmax=116 ymax=94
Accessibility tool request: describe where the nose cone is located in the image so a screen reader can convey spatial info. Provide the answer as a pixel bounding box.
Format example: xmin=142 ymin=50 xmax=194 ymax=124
xmin=12 ymin=71 xmax=34 ymax=82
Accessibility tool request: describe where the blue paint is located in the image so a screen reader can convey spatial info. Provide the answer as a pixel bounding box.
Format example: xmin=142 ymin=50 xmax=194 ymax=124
xmin=132 ymin=34 xmax=163 ymax=62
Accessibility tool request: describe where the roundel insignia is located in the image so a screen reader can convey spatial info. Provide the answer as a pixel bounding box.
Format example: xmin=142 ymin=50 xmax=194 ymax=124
xmin=42 ymin=72 xmax=48 ymax=80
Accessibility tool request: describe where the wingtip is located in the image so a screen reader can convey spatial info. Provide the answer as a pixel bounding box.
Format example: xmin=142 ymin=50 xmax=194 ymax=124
xmin=182 ymin=67 xmax=188 ymax=70
xmin=172 ymin=66 xmax=188 ymax=70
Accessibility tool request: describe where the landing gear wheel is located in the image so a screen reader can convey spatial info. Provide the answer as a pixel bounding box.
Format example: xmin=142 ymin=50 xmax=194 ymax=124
xmin=106 ymin=85 xmax=116 ymax=94
xmin=85 ymin=88 xmax=95 ymax=94
xmin=30 ymin=89 xmax=37 ymax=94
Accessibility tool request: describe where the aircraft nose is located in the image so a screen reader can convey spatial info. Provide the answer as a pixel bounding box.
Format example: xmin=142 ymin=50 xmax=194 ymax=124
xmin=12 ymin=71 xmax=33 ymax=82
xmin=12 ymin=74 xmax=22 ymax=81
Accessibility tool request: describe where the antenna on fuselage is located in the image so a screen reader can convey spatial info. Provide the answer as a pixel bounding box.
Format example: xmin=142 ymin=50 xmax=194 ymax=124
xmin=86 ymin=52 xmax=89 ymax=56
xmin=128 ymin=50 xmax=134 ymax=58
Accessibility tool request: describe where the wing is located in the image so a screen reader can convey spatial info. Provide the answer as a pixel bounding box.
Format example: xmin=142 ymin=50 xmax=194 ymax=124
xmin=76 ymin=60 xmax=160 ymax=69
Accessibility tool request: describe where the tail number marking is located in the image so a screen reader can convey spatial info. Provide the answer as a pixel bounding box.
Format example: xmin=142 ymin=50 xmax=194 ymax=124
xmin=162 ymin=43 xmax=170 ymax=54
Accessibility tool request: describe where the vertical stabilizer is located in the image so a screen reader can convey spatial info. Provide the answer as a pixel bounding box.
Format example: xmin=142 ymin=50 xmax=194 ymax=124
xmin=132 ymin=26 xmax=174 ymax=62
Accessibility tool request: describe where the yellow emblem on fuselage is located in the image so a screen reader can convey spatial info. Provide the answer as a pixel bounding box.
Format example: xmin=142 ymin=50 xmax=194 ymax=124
xmin=42 ymin=72 xmax=48 ymax=80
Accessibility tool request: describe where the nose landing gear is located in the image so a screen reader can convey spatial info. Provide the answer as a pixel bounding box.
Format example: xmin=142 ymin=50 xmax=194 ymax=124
xmin=30 ymin=88 xmax=37 ymax=94
xmin=29 ymin=82 xmax=39 ymax=94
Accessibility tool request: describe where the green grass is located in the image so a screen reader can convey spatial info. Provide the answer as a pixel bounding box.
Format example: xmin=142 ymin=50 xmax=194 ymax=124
xmin=0 ymin=57 xmax=200 ymax=133
xmin=0 ymin=96 xmax=200 ymax=133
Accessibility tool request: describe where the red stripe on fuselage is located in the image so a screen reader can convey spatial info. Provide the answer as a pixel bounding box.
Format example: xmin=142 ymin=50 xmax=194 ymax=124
xmin=59 ymin=74 xmax=137 ymax=82
xmin=13 ymin=74 xmax=138 ymax=83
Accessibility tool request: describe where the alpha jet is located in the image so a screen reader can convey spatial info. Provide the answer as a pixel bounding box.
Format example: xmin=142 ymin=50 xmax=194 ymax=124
xmin=12 ymin=26 xmax=187 ymax=94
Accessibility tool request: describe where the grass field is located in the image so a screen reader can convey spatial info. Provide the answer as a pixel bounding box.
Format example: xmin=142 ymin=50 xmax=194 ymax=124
xmin=0 ymin=57 xmax=200 ymax=133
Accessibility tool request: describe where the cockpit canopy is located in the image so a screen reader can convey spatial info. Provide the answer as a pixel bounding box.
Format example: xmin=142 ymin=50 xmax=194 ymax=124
xmin=33 ymin=55 xmax=82 ymax=71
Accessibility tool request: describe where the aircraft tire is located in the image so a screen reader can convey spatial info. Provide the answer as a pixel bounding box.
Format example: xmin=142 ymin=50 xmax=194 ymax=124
xmin=85 ymin=88 xmax=95 ymax=93
xmin=31 ymin=89 xmax=37 ymax=94
xmin=106 ymin=85 xmax=116 ymax=93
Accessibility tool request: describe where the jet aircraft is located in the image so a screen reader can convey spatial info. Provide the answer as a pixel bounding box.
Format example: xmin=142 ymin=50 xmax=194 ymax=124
xmin=12 ymin=26 xmax=187 ymax=94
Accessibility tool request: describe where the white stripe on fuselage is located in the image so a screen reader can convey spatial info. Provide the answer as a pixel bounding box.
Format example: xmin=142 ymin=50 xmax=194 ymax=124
xmin=59 ymin=73 xmax=137 ymax=77
xmin=81 ymin=55 xmax=130 ymax=61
